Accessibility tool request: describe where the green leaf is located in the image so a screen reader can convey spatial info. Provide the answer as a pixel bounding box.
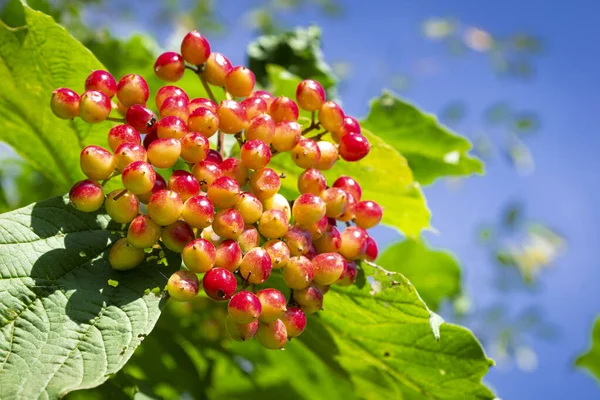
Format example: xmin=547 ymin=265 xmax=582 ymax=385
xmin=248 ymin=26 xmax=337 ymax=95
xmin=576 ymin=317 xmax=600 ymax=382
xmin=0 ymin=195 xmax=181 ymax=398
xmin=0 ymin=2 xmax=112 ymax=191
xmin=300 ymin=265 xmax=495 ymax=399
xmin=362 ymin=92 xmax=484 ymax=185
xmin=377 ymin=240 xmax=462 ymax=311
xmin=266 ymin=65 xmax=430 ymax=237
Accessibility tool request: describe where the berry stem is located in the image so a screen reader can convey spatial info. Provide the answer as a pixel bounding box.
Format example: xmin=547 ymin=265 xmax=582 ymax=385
xmin=302 ymin=121 xmax=321 ymax=135
xmin=307 ymin=131 xmax=328 ymax=141
xmin=112 ymin=188 xmax=128 ymax=201
xmin=106 ymin=117 xmax=125 ymax=123
xmin=234 ymin=131 xmax=244 ymax=148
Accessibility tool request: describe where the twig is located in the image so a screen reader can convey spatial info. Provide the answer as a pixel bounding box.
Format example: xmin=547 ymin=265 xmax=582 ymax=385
xmin=106 ymin=117 xmax=125 ymax=123
xmin=112 ymin=189 xmax=128 ymax=201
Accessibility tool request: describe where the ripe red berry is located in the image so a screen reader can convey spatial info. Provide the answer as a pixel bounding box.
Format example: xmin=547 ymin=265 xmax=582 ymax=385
xmin=354 ymin=200 xmax=384 ymax=229
xmin=221 ymin=158 xmax=250 ymax=186
xmin=107 ymin=124 xmax=141 ymax=152
xmin=125 ymin=104 xmax=157 ymax=133
xmin=122 ymin=161 xmax=156 ymax=194
xmin=202 ymin=52 xmax=233 ymax=87
xmin=336 ymin=260 xmax=358 ymax=286
xmin=298 ymin=168 xmax=327 ymax=196
xmin=239 ymin=247 xmax=272 ymax=284
xmin=249 ymin=167 xmax=281 ymax=200
xmin=181 ymin=30 xmax=211 ymax=65
xmin=241 ymin=139 xmax=271 ymax=170
xmin=283 ymin=256 xmax=314 ymax=289
xmin=212 ymin=208 xmax=245 ymax=240
xmin=109 ymin=238 xmax=145 ymax=270
xmin=147 ymin=138 xmax=181 ymax=169
xmin=305 ymin=244 xmax=318 ymax=261
xmin=283 ymin=225 xmax=312 ymax=256
xmin=155 ymin=85 xmax=189 ymax=109
xmin=272 ymin=121 xmax=302 ymax=152
xmin=228 ymin=291 xmax=262 ymax=324
xmin=50 ymin=88 xmax=80 ymax=119
xmin=192 ymin=161 xmax=222 ymax=191
xmin=156 ymin=116 xmax=188 ymax=140
xmin=154 ymin=51 xmax=185 ymax=82
xmin=227 ymin=317 xmax=258 ymax=341
xmin=85 ymin=70 xmax=117 ymax=98
xmin=281 ymin=306 xmax=307 ymax=338
xmin=339 ymin=133 xmax=370 ymax=162
xmin=117 ymin=74 xmax=150 ymax=107
xmin=138 ymin=173 xmax=167 ymax=204
xmin=256 ymin=288 xmax=287 ymax=322
xmin=304 ymin=215 xmax=328 ymax=239
xmin=321 ymin=187 xmax=349 ymax=218
xmin=127 ymin=214 xmax=162 ymax=248
xmin=168 ymin=170 xmax=200 ymax=202
xmin=79 ymin=90 xmax=111 ymax=123
xmin=291 ymin=138 xmax=321 ymax=169
xmin=269 ymin=96 xmax=299 ymax=123
xmin=238 ymin=226 xmax=260 ymax=253
xmin=315 ymin=141 xmax=339 ymax=170
xmin=80 ymin=145 xmax=115 ymax=181
xmin=206 ymin=149 xmax=224 ymax=165
xmin=318 ymin=101 xmax=345 ymax=133
xmin=189 ymin=97 xmax=218 ymax=114
xmin=246 ymin=114 xmax=276 ymax=143
xmin=340 ymin=226 xmax=369 ymax=260
xmin=224 ymin=66 xmax=256 ymax=98
xmin=263 ymin=239 xmax=291 ymax=269
xmin=105 ymin=189 xmax=139 ymax=224
xmin=182 ymin=238 xmax=216 ymax=273
xmin=203 ymin=267 xmax=237 ymax=301
xmin=69 ymin=179 xmax=104 ymax=212
xmin=215 ymin=240 xmax=243 ymax=272
xmin=332 ymin=176 xmax=362 ymax=201
xmin=251 ymin=90 xmax=275 ymax=109
xmin=292 ymin=193 xmax=326 ymax=226
xmin=313 ymin=224 xmax=342 ymax=253
xmin=258 ymin=209 xmax=289 ymax=239
xmin=235 ymin=192 xmax=263 ymax=224
xmin=218 ymin=100 xmax=248 ymax=133
xmin=208 ymin=176 xmax=240 ymax=208
xmin=363 ymin=236 xmax=379 ymax=262
xmin=182 ymin=195 xmax=214 ymax=229
xmin=188 ymin=107 xmax=219 ymax=138
xmin=143 ymin=128 xmax=158 ymax=149
xmin=293 ymin=286 xmax=324 ymax=314
xmin=312 ymin=252 xmax=346 ymax=285
xmin=162 ymin=220 xmax=195 ymax=253
xmin=337 ymin=192 xmax=357 ymax=222
xmin=241 ymin=96 xmax=268 ymax=119
xmin=168 ymin=270 xmax=200 ymax=302
xmin=180 ymin=132 xmax=210 ymax=163
xmin=160 ymin=95 xmax=189 ymax=121
xmin=147 ymin=189 xmax=184 ymax=226
xmin=257 ymin=320 xmax=288 ymax=350
xmin=331 ymin=116 xmax=361 ymax=143
xmin=296 ymin=79 xmax=326 ymax=111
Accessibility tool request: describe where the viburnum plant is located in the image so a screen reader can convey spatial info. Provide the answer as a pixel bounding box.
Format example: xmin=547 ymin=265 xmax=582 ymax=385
xmin=51 ymin=30 xmax=383 ymax=349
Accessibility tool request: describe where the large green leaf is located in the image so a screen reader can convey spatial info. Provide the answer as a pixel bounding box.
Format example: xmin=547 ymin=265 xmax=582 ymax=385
xmin=0 ymin=2 xmax=112 ymax=190
xmin=266 ymin=65 xmax=430 ymax=238
xmin=362 ymin=92 xmax=484 ymax=185
xmin=0 ymin=195 xmax=180 ymax=398
xmin=300 ymin=264 xmax=495 ymax=400
xmin=576 ymin=317 xmax=600 ymax=382
xmin=377 ymin=240 xmax=462 ymax=311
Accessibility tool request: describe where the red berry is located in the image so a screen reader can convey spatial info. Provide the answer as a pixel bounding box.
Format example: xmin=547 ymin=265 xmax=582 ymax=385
xmin=312 ymin=252 xmax=346 ymax=285
xmin=80 ymin=145 xmax=115 ymax=180
xmin=192 ymin=161 xmax=222 ymax=191
xmin=212 ymin=209 xmax=245 ymax=240
xmin=241 ymin=139 xmax=271 ymax=170
xmin=249 ymin=167 xmax=281 ymax=200
xmin=337 ymin=260 xmax=358 ymax=286
xmin=304 ymin=214 xmax=328 ymax=239
xmin=337 ymin=192 xmax=357 ymax=222
xmin=168 ymin=270 xmax=200 ymax=302
xmin=160 ymin=95 xmax=189 ymax=121
xmin=154 ymin=51 xmax=185 ymax=82
xmin=257 ymin=320 xmax=288 ymax=350
xmin=315 ymin=141 xmax=338 ymax=170
xmin=293 ymin=286 xmax=323 ymax=314
xmin=189 ymin=97 xmax=218 ymax=114
xmin=181 ymin=30 xmax=211 ymax=65
xmin=270 ymin=96 xmax=299 ymax=123
xmin=331 ymin=116 xmax=361 ymax=143
xmin=263 ymin=239 xmax=291 ymax=269
xmin=138 ymin=173 xmax=167 ymax=204
xmin=229 ymin=291 xmax=262 ymax=324
xmin=256 ymin=288 xmax=287 ymax=322
xmin=168 ymin=170 xmax=200 ymax=202
xmin=182 ymin=238 xmax=216 ymax=273
xmin=215 ymin=240 xmax=243 ymax=272
xmin=50 ymin=88 xmax=80 ymax=119
xmin=225 ymin=66 xmax=256 ymax=97
xmin=188 ymin=107 xmax=219 ymax=138
xmin=354 ymin=200 xmax=384 ymax=229
xmin=147 ymin=138 xmax=181 ymax=169
xmin=339 ymin=133 xmax=370 ymax=162
xmin=218 ymin=100 xmax=248 ymax=133
xmin=292 ymin=193 xmax=326 ymax=226
xmin=156 ymin=116 xmax=188 ymax=140
xmin=180 ymin=132 xmax=210 ymax=163
xmin=281 ymin=306 xmax=307 ymax=338
xmin=105 ymin=189 xmax=139 ymax=224
xmin=85 ymin=70 xmax=117 ymax=98
xmin=283 ymin=256 xmax=314 ymax=289
xmin=109 ymin=238 xmax=144 ymax=271
xmin=121 ymin=161 xmax=156 ymax=194
xmin=114 ymin=142 xmax=147 ymax=171
xmin=127 ymin=214 xmax=162 ymax=248
xmin=313 ymin=224 xmax=342 ymax=253
xmin=272 ymin=121 xmax=301 ymax=152
xmin=79 ymin=90 xmax=111 ymax=123
xmin=291 ymin=138 xmax=321 ymax=169
xmin=220 ymin=158 xmax=250 ymax=186
xmin=251 ymin=90 xmax=275 ymax=109
xmin=182 ymin=195 xmax=214 ymax=229
xmin=155 ymin=85 xmax=188 ymax=109
xmin=227 ymin=317 xmax=258 ymax=341
xmin=298 ymin=168 xmax=327 ymax=196
xmin=283 ymin=225 xmax=312 ymax=256
xmin=108 ymin=124 xmax=141 ymax=152
xmin=69 ymin=179 xmax=104 ymax=212
xmin=143 ymin=127 xmax=158 ymax=149
xmin=241 ymin=96 xmax=268 ymax=119
xmin=147 ymin=189 xmax=184 ymax=226
xmin=296 ymin=79 xmax=326 ymax=111
xmin=318 ymin=101 xmax=345 ymax=133
xmin=125 ymin=104 xmax=156 ymax=133
xmin=202 ymin=52 xmax=233 ymax=87
xmin=162 ymin=220 xmax=195 ymax=253
xmin=364 ymin=236 xmax=379 ymax=262
xmin=340 ymin=226 xmax=369 ymax=260
xmin=239 ymin=247 xmax=272 ymax=284
xmin=238 ymin=225 xmax=260 ymax=253
xmin=246 ymin=114 xmax=276 ymax=143
xmin=321 ymin=187 xmax=349 ymax=218
xmin=208 ymin=176 xmax=240 ymax=208
xmin=203 ymin=267 xmax=237 ymax=300
xmin=206 ymin=149 xmax=223 ymax=165
xmin=117 ymin=74 xmax=149 ymax=107
xmin=263 ymin=194 xmax=292 ymax=220
xmin=333 ymin=176 xmax=362 ymax=201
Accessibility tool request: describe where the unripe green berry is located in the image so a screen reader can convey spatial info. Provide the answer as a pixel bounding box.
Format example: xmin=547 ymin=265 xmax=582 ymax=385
xmin=109 ymin=238 xmax=145 ymax=270
xmin=105 ymin=189 xmax=139 ymax=224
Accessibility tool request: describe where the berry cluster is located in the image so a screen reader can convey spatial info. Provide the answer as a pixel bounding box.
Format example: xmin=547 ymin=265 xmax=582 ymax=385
xmin=51 ymin=30 xmax=382 ymax=350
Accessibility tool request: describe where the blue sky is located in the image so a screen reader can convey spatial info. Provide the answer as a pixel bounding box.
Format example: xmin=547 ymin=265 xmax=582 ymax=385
xmin=83 ymin=0 xmax=600 ymax=398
